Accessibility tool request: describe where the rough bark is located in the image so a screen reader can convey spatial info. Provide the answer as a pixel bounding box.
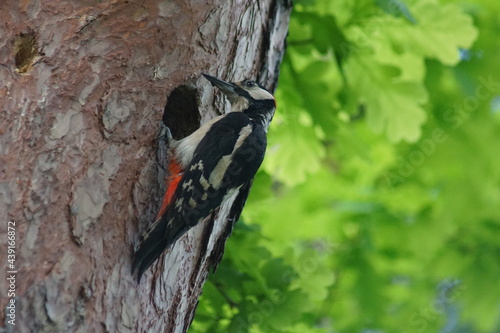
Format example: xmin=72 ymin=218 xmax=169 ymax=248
xmin=0 ymin=0 xmax=291 ymax=332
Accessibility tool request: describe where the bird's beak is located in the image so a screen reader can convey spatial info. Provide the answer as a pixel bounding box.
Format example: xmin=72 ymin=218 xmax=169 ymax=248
xmin=202 ymin=74 xmax=239 ymax=99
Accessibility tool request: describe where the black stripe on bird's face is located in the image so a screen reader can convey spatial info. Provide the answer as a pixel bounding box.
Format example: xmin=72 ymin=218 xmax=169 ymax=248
xmin=202 ymin=74 xmax=275 ymax=112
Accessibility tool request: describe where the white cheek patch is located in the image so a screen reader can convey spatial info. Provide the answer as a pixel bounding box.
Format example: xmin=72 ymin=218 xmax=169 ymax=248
xmin=248 ymin=87 xmax=274 ymax=101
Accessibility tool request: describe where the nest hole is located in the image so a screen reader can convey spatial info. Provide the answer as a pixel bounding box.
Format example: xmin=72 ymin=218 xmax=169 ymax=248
xmin=163 ymin=85 xmax=200 ymax=140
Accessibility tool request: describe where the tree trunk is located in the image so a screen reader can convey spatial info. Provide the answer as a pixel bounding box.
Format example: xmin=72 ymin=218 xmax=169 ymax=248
xmin=0 ymin=1 xmax=291 ymax=332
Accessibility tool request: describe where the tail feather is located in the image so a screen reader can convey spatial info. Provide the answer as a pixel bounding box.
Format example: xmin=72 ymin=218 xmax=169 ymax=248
xmin=131 ymin=214 xmax=189 ymax=282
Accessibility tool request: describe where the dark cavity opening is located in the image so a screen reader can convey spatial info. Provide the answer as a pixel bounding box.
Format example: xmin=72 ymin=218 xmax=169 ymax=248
xmin=163 ymin=85 xmax=200 ymax=140
xmin=14 ymin=30 xmax=38 ymax=74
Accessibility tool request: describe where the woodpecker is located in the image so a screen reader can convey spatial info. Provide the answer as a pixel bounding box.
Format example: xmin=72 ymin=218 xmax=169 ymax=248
xmin=132 ymin=73 xmax=276 ymax=282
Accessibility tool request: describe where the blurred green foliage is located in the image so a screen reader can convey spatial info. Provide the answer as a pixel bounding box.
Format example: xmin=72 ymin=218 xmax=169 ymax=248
xmin=192 ymin=0 xmax=500 ymax=332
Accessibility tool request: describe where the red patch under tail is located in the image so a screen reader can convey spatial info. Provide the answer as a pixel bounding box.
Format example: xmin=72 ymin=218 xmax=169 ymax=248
xmin=156 ymin=159 xmax=183 ymax=220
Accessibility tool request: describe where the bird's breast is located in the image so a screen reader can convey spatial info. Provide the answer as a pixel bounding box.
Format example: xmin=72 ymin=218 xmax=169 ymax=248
xmin=172 ymin=114 xmax=225 ymax=167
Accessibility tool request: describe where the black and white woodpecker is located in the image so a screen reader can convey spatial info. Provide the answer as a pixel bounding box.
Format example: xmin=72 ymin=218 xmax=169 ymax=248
xmin=132 ymin=73 xmax=276 ymax=282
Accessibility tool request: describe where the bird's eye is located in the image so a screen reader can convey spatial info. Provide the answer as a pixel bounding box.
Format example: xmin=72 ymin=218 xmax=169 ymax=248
xmin=245 ymin=80 xmax=256 ymax=87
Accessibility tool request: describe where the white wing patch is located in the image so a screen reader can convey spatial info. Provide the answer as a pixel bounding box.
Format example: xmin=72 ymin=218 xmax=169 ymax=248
xmin=234 ymin=124 xmax=253 ymax=150
xmin=209 ymin=155 xmax=232 ymax=190
xmin=209 ymin=124 xmax=252 ymax=190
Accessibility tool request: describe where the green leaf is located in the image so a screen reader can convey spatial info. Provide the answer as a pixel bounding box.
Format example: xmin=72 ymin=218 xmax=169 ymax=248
xmin=382 ymin=0 xmax=478 ymax=65
xmin=344 ymin=55 xmax=428 ymax=142
xmin=260 ymin=258 xmax=297 ymax=290
xmin=264 ymin=110 xmax=326 ymax=186
xmin=376 ymin=0 xmax=417 ymax=23
xmin=264 ymin=290 xmax=312 ymax=330
xmin=291 ymin=250 xmax=336 ymax=302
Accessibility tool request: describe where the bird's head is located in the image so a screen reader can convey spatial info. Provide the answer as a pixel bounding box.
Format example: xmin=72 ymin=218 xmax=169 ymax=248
xmin=203 ymin=73 xmax=276 ymax=129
